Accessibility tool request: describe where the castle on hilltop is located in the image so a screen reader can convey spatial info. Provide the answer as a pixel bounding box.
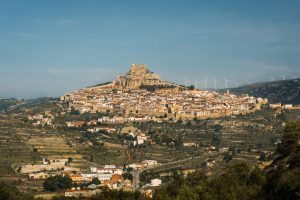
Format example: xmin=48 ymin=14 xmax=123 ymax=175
xmin=112 ymin=64 xmax=173 ymax=90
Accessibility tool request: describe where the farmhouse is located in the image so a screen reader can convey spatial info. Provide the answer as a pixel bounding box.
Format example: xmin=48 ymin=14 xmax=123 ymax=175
xmin=65 ymin=188 xmax=101 ymax=198
xmin=142 ymin=160 xmax=158 ymax=167
xmin=29 ymin=172 xmax=49 ymax=179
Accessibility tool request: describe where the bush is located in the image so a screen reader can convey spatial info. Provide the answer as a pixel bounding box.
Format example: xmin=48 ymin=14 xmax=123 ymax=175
xmin=43 ymin=175 xmax=72 ymax=191
xmin=0 ymin=183 xmax=35 ymax=200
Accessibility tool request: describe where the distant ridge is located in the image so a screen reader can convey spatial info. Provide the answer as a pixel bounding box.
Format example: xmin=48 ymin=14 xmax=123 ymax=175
xmin=221 ymin=79 xmax=300 ymax=104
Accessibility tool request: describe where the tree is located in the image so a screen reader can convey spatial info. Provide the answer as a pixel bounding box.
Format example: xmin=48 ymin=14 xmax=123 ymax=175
xmin=188 ymin=85 xmax=195 ymax=90
xmin=186 ymin=121 xmax=192 ymax=126
xmin=89 ymin=154 xmax=94 ymax=162
xmin=0 ymin=183 xmax=35 ymax=200
xmin=91 ymin=177 xmax=100 ymax=184
xmin=177 ymin=118 xmax=183 ymax=124
xmin=123 ymin=172 xmax=133 ymax=181
xmin=70 ymin=107 xmax=80 ymax=115
xmin=68 ymin=157 xmax=73 ymax=163
xmin=264 ymin=122 xmax=300 ymax=200
xmin=176 ymin=185 xmax=198 ymax=200
xmin=43 ymin=175 xmax=72 ymax=191
xmin=153 ymin=187 xmax=172 ymax=200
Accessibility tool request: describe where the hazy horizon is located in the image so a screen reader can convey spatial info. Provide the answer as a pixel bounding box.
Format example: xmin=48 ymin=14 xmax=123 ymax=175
xmin=1 ymin=0 xmax=300 ymax=98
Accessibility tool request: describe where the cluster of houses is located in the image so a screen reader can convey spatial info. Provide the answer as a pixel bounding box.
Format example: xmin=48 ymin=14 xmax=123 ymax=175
xmin=65 ymin=115 xmax=156 ymax=128
xmin=269 ymin=103 xmax=297 ymax=109
xmin=61 ymin=87 xmax=268 ymax=120
xmin=124 ymin=131 xmax=154 ymax=146
xmin=62 ymin=165 xmax=130 ymax=198
xmin=21 ymin=157 xmax=163 ymax=198
xmin=98 ymin=116 xmax=153 ymax=123
xmin=87 ymin=127 xmax=116 ymax=134
xmin=27 ymin=112 xmax=54 ymax=126
xmin=20 ymin=158 xmax=68 ymax=174
xmin=126 ymin=160 xmax=158 ymax=170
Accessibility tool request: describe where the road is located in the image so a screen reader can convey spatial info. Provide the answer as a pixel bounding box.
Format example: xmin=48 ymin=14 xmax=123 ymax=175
xmin=132 ymin=154 xmax=214 ymax=190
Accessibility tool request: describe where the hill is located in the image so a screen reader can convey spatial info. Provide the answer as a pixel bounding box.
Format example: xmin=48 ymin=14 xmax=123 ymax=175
xmin=0 ymin=97 xmax=58 ymax=114
xmin=221 ymin=79 xmax=300 ymax=105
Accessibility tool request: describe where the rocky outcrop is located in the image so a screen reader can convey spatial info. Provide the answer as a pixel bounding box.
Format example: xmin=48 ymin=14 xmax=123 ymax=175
xmin=113 ymin=64 xmax=168 ymax=89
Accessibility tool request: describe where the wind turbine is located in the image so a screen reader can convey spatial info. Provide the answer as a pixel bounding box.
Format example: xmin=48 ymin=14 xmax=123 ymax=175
xmin=184 ymin=79 xmax=190 ymax=87
xmin=213 ymin=78 xmax=218 ymax=90
xmin=202 ymin=79 xmax=208 ymax=90
xmin=270 ymin=76 xmax=275 ymax=82
xmin=224 ymin=79 xmax=230 ymax=89
xmin=194 ymin=80 xmax=200 ymax=89
xmin=234 ymin=81 xmax=241 ymax=87
xmin=291 ymin=75 xmax=299 ymax=79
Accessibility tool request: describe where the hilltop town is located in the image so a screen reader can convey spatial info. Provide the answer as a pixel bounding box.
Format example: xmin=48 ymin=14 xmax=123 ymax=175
xmin=61 ymin=64 xmax=268 ymax=120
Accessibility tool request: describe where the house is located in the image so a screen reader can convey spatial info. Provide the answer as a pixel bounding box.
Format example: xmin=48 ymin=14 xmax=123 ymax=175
xmin=137 ymin=134 xmax=148 ymax=145
xmin=181 ymin=169 xmax=196 ymax=176
xmin=69 ymin=174 xmax=84 ymax=183
xmin=102 ymin=174 xmax=122 ymax=189
xmin=143 ymin=189 xmax=154 ymax=198
xmin=64 ymin=166 xmax=81 ymax=172
xmin=21 ymin=158 xmax=67 ymax=174
xmin=283 ymin=104 xmax=293 ymax=108
xmin=127 ymin=163 xmax=143 ymax=170
xmin=122 ymin=179 xmax=133 ymax=191
xmin=183 ymin=142 xmax=199 ymax=147
xmin=269 ymin=103 xmax=281 ymax=109
xmin=150 ymin=178 xmax=162 ymax=187
xmin=65 ymin=188 xmax=101 ymax=198
xmin=159 ymin=171 xmax=173 ymax=177
xmin=66 ymin=121 xmax=85 ymax=128
xmin=29 ymin=172 xmax=49 ymax=179
xmin=81 ymin=172 xmax=98 ymax=182
xmin=142 ymin=160 xmax=158 ymax=167
xmin=111 ymin=174 xmax=122 ymax=182
xmin=86 ymin=120 xmax=97 ymax=126
xmin=97 ymin=173 xmax=113 ymax=181
xmin=104 ymin=165 xmax=116 ymax=169
xmin=206 ymin=159 xmax=216 ymax=167
xmin=87 ymin=184 xmax=99 ymax=190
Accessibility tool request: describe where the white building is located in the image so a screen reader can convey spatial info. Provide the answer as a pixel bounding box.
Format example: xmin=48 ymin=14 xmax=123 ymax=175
xmin=65 ymin=189 xmax=101 ymax=198
xmin=142 ymin=160 xmax=158 ymax=167
xmin=97 ymin=173 xmax=113 ymax=181
xmin=150 ymin=178 xmax=162 ymax=187
xmin=29 ymin=172 xmax=49 ymax=179
xmin=127 ymin=163 xmax=142 ymax=170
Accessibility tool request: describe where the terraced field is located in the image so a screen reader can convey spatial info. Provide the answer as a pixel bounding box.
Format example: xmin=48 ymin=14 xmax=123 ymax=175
xmin=26 ymin=136 xmax=101 ymax=169
xmin=0 ymin=118 xmax=41 ymax=176
xmin=79 ymin=141 xmax=128 ymax=166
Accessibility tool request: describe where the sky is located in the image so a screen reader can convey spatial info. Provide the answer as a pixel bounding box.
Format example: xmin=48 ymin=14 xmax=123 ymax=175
xmin=0 ymin=0 xmax=300 ymax=98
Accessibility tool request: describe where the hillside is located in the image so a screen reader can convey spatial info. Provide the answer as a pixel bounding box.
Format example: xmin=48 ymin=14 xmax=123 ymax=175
xmin=222 ymin=79 xmax=300 ymax=105
xmin=0 ymin=97 xmax=58 ymax=114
